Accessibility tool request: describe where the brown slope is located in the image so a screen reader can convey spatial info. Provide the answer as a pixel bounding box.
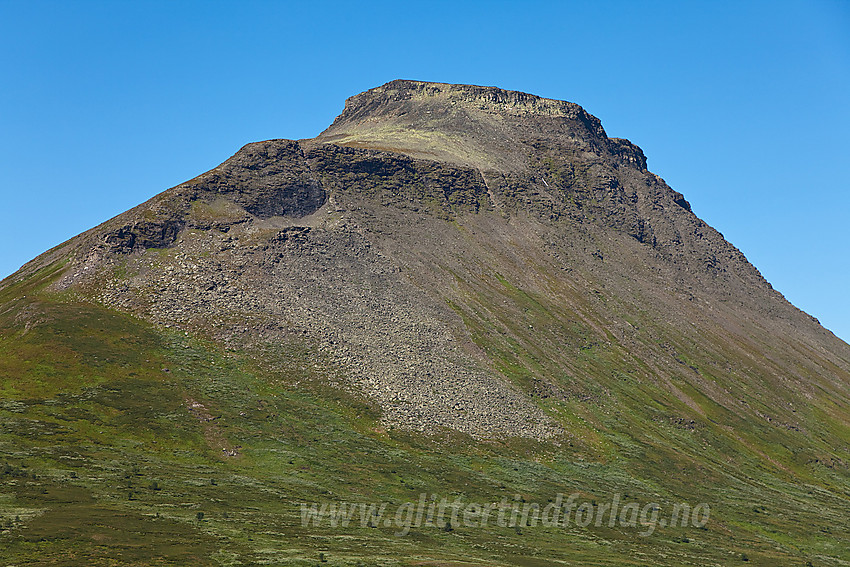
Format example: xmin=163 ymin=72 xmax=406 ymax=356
xmin=4 ymin=80 xmax=849 ymax=453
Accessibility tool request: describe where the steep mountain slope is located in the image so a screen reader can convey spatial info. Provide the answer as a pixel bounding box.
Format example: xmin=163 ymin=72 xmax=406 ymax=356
xmin=1 ymin=80 xmax=848 ymax=566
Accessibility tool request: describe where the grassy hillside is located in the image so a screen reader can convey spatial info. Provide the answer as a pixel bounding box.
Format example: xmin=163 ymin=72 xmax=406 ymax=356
xmin=1 ymin=262 xmax=848 ymax=566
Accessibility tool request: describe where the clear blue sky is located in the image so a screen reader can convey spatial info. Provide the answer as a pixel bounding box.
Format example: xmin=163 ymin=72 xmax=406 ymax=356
xmin=1 ymin=0 xmax=848 ymax=342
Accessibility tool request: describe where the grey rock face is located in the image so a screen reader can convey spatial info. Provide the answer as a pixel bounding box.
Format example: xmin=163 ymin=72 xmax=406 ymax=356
xmin=192 ymin=140 xmax=327 ymax=219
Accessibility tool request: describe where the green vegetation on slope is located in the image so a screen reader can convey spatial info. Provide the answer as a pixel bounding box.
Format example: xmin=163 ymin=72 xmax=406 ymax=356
xmin=1 ymin=264 xmax=848 ymax=566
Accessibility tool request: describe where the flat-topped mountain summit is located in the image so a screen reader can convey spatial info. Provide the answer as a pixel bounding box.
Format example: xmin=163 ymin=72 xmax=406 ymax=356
xmin=2 ymin=81 xmax=848 ymax=565
xmin=317 ymin=79 xmax=646 ymax=171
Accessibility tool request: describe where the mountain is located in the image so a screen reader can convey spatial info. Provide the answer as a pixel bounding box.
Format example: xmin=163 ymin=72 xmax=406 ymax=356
xmin=1 ymin=80 xmax=848 ymax=566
